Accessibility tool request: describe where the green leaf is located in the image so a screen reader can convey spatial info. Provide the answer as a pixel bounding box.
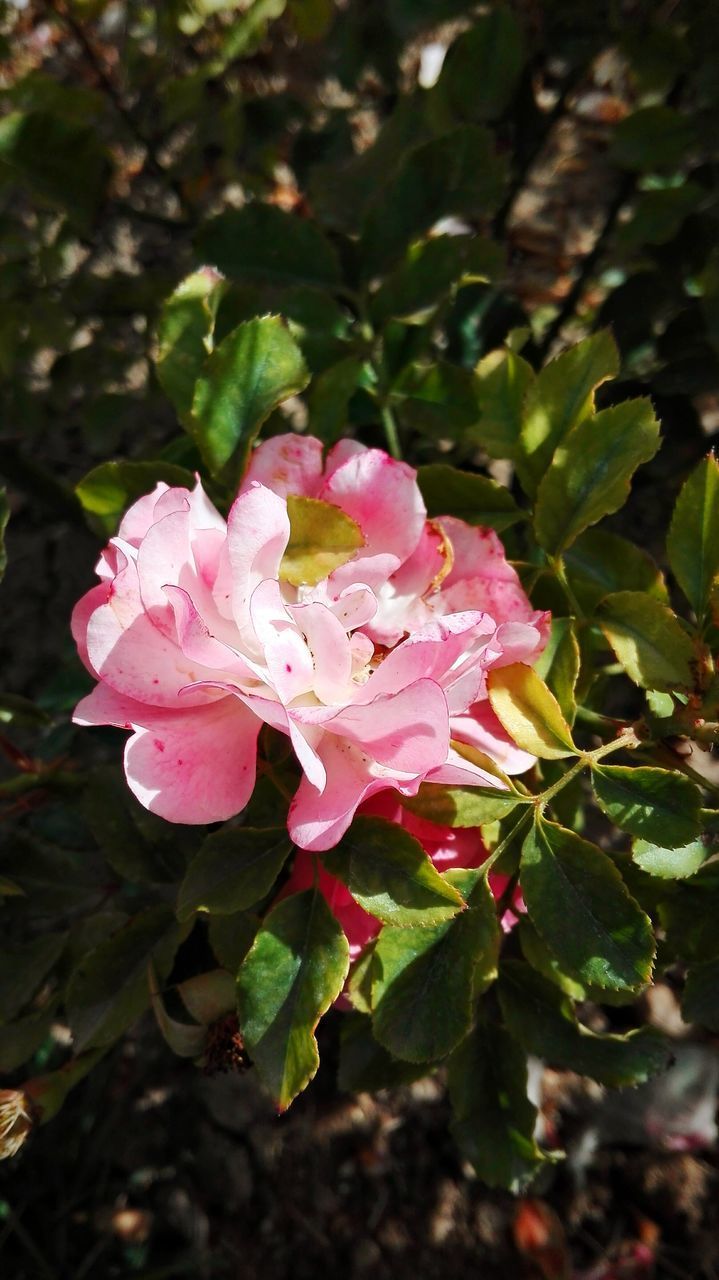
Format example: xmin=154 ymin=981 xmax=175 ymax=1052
xmin=0 ymin=110 xmax=111 ymax=229
xmin=177 ymin=827 xmax=292 ymax=921
xmin=534 ymin=398 xmax=660 ymax=555
xmin=371 ymin=235 xmax=503 ymax=325
xmin=208 ymin=911 xmax=259 ymax=973
xmin=322 ymin=815 xmax=464 ymax=928
xmin=360 ymin=125 xmax=506 ymax=276
xmin=0 ymin=1005 xmax=56 ymax=1073
xmin=498 ymin=960 xmax=671 ymax=1087
xmin=667 ymin=455 xmax=719 ymax=622
xmin=633 ymin=837 xmax=709 ymax=880
xmin=592 ymin=765 xmax=702 ymax=849
xmin=417 ymin=463 xmax=525 ymax=532
xmin=81 ymin=766 xmax=190 ymax=884
xmin=154 ymin=268 xmax=226 ymax=422
xmin=435 ymin=9 xmax=524 ymax=122
xmin=177 ymin=969 xmax=237 ymax=1024
xmin=392 ymin=361 xmax=482 ymax=437
xmin=597 ymin=591 xmax=696 ymax=691
xmin=488 ymin=663 xmax=576 ymax=759
xmin=682 ymin=958 xmax=719 ymax=1030
xmin=564 ymin=528 xmax=668 ymax=613
xmin=67 ymin=907 xmax=184 ymax=1052
xmin=619 ymin=184 xmax=703 ymax=250
xmin=473 ymin=347 xmax=535 ymax=460
xmin=194 ymin=204 xmax=341 ymax=290
xmin=237 ymin=888 xmax=349 ymax=1109
xmin=400 ymin=782 xmax=523 ymax=827
xmin=517 ymin=331 xmax=619 ymax=497
xmin=0 ymin=488 xmax=8 ymax=584
xmin=338 ymin=1013 xmax=427 ymax=1092
xmin=533 ymin=618 xmax=579 ymax=724
xmin=610 ymin=105 xmax=695 ymax=172
xmin=191 ymin=314 xmax=309 ymax=476
xmin=371 ymin=871 xmax=499 ymax=1062
xmin=306 ymin=355 xmax=365 ymax=444
xmin=518 ymin=917 xmax=587 ymax=1000
xmin=0 ymin=932 xmax=66 ymax=1024
xmin=520 ymin=817 xmax=655 ymax=992
xmin=149 ymin=964 xmax=207 ymax=1059
xmin=76 ymin=460 xmax=195 ymax=536
xmin=279 ymin=495 xmax=364 ymax=587
xmin=660 ymin=863 xmax=719 ymax=961
xmin=448 ymin=1016 xmax=548 ymax=1191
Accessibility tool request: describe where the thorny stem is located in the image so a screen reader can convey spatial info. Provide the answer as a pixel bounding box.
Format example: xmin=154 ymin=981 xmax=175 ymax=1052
xmin=481 ymin=729 xmax=641 ymax=878
xmin=640 ymin=745 xmax=719 ymax=800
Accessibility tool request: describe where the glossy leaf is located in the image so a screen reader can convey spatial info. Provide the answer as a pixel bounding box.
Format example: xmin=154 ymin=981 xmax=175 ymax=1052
xmin=0 ymin=110 xmax=111 ymax=229
xmin=177 ymin=827 xmax=292 ymax=921
xmin=597 ymin=591 xmax=695 ymax=691
xmin=371 ymin=235 xmax=503 ymax=325
xmin=533 ymin=618 xmax=579 ymax=724
xmin=488 ymin=663 xmax=575 ymax=759
xmin=498 ymin=960 xmax=671 ymax=1087
xmin=633 ymin=837 xmax=709 ymax=880
xmin=208 ymin=911 xmax=259 ymax=975
xmin=338 ymin=1013 xmax=427 ymax=1092
xmin=323 ymin=815 xmax=464 ymax=928
xmin=667 ymin=454 xmax=719 ymax=621
xmin=0 ymin=1005 xmax=56 ymax=1073
xmin=306 ymin=355 xmax=365 ymax=443
xmin=473 ymin=347 xmax=535 ymax=460
xmin=279 ymin=495 xmax=364 ymax=587
xmin=360 ymin=125 xmax=506 ymax=276
xmin=0 ymin=932 xmax=66 ymax=1024
xmin=76 ymin=460 xmax=195 ymax=536
xmin=564 ymin=528 xmax=668 ymax=613
xmin=400 ymin=782 xmax=523 ymax=827
xmin=534 ymin=398 xmax=660 ymax=555
xmin=520 ymin=818 xmax=655 ymax=992
xmin=154 ymin=268 xmax=225 ymax=422
xmin=592 ymin=765 xmax=702 ymax=849
xmin=67 ymin=907 xmax=185 ymax=1052
xmin=682 ymin=958 xmax=719 ymax=1031
xmin=237 ymin=888 xmax=349 ymax=1109
xmin=436 ymin=9 xmax=524 ymax=122
xmin=191 ymin=314 xmax=309 ymax=475
xmin=518 ymin=330 xmax=619 ymax=497
xmin=392 ymin=361 xmax=482 ymax=437
xmin=417 ymin=463 xmax=525 ymax=531
xmin=610 ymin=105 xmax=695 ymax=172
xmin=448 ymin=1017 xmax=547 ymax=1192
xmin=194 ymin=204 xmax=341 ymax=290
xmin=371 ymin=870 xmax=499 ymax=1062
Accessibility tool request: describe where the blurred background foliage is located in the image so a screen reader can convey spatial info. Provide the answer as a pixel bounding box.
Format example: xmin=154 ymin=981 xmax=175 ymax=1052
xmin=2 ymin=0 xmax=719 ymax=1276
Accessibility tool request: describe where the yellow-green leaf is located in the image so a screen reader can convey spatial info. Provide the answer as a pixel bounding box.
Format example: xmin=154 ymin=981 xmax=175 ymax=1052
xmin=280 ymin=495 xmax=364 ymax=587
xmin=488 ymin=663 xmax=576 ymax=759
xmin=597 ymin=591 xmax=696 ymax=691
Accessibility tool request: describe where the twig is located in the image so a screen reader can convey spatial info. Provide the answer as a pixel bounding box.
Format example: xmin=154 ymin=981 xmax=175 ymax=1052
xmin=535 ymin=170 xmax=635 ymax=361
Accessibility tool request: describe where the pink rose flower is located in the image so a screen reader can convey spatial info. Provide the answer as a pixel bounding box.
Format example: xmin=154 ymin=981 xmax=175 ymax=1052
xmin=72 ymin=435 xmax=547 ymax=850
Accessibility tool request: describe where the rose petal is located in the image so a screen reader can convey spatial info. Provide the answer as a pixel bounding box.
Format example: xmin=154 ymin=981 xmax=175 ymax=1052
xmin=124 ymin=696 xmax=260 ymax=824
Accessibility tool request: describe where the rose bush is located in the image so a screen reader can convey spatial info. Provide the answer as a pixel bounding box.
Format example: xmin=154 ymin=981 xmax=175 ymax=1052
xmin=71 ymin=434 xmax=547 ymax=850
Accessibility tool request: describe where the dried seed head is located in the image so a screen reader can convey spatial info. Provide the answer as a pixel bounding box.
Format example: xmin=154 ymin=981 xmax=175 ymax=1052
xmin=0 ymin=1090 xmax=33 ymax=1160
xmin=202 ymin=1014 xmax=251 ymax=1076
